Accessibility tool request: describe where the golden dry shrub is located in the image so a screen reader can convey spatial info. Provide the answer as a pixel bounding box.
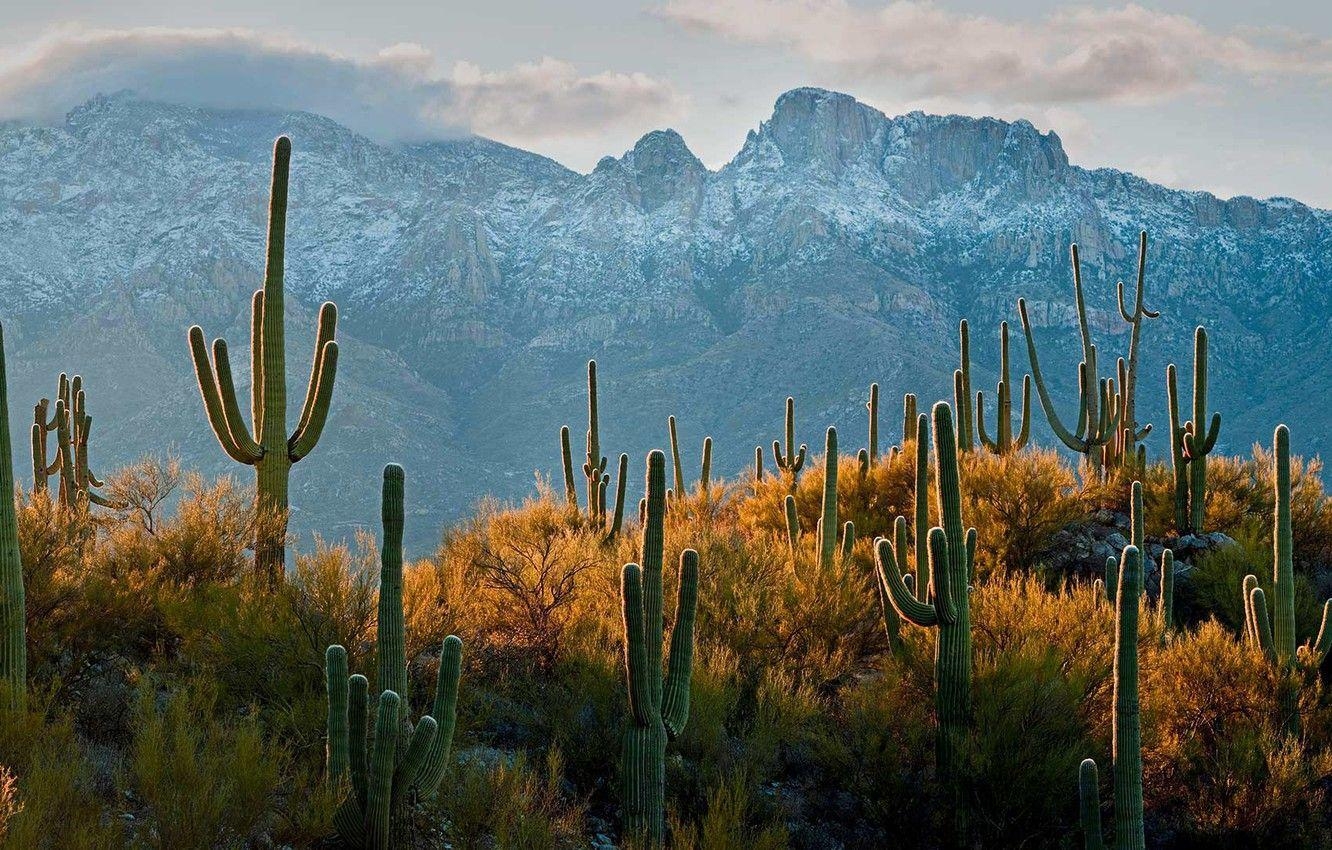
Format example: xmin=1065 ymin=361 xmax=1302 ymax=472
xmin=0 ymin=765 xmax=20 ymax=844
xmin=101 ymin=454 xmax=182 ymax=534
xmin=435 ymin=496 xmax=608 ymax=671
xmin=960 ymin=449 xmax=1085 ymax=577
xmin=735 ymin=449 xmax=918 ymax=546
xmin=149 ymin=473 xmax=259 ymax=587
xmin=286 ymin=532 xmax=378 ymax=672
xmin=1142 ymin=620 xmax=1332 ymax=843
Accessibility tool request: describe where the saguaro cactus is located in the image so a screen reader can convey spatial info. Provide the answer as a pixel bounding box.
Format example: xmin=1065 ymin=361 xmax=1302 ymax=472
xmin=619 ymin=450 xmax=699 ymax=848
xmin=559 ymin=361 xmax=627 ymax=536
xmin=327 ymin=465 xmax=463 ymax=847
xmin=1166 ymin=328 xmax=1221 ymax=535
xmin=902 ymin=393 xmax=917 ymax=447
xmin=36 ymin=375 xmax=124 ymax=510
xmin=1079 ymin=545 xmax=1145 ymax=850
xmin=667 ymin=416 xmax=713 ymax=499
xmin=819 ymin=427 xmax=839 ymax=568
xmin=954 ymin=320 xmax=975 ymax=452
xmin=1018 ymin=245 xmax=1120 ymax=468
xmin=1242 ymin=425 xmax=1332 ymax=732
xmin=865 ymin=383 xmax=879 ymax=465
xmin=188 ymin=137 xmax=339 ymax=582
xmin=0 ymin=326 xmax=25 ymax=710
xmin=771 ymin=396 xmax=807 ymax=485
xmin=876 ymin=403 xmax=975 ymax=842
xmin=1108 ymin=232 xmax=1158 ymax=468
xmin=976 ymin=321 xmax=1032 ymax=455
xmin=30 ymin=374 xmax=64 ymax=493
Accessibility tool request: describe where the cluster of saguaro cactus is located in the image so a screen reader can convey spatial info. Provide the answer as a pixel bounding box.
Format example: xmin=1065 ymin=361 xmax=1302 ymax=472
xmin=782 ymin=427 xmax=854 ymax=566
xmin=975 ymin=321 xmax=1031 ymax=455
xmin=1079 ymin=544 xmax=1145 ymax=850
xmin=31 ymin=373 xmax=124 ymax=510
xmin=875 ymin=402 xmax=975 ymax=842
xmin=1018 ymin=244 xmax=1121 ymax=471
xmin=770 ymin=396 xmax=807 ymax=486
xmin=1095 ymin=482 xmax=1175 ymax=629
xmin=0 ymin=326 xmax=25 ymax=710
xmin=1104 ymin=233 xmax=1158 ymax=470
xmin=1242 ymin=425 xmax=1332 ymax=732
xmin=858 ymin=383 xmax=900 ymax=474
xmin=619 ymin=450 xmax=699 ymax=847
xmin=1166 ymin=327 xmax=1221 ymax=535
xmin=325 ymin=465 xmax=463 ymax=848
xmin=667 ymin=416 xmax=712 ymax=500
xmin=188 ymin=136 xmax=340 ymax=583
xmin=560 ymin=360 xmax=628 ymax=539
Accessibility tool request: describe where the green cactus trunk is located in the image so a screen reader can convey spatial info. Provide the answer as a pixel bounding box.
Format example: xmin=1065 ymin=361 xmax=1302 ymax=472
xmin=876 ymin=403 xmax=974 ymax=845
xmin=955 ymin=320 xmax=974 ymax=452
xmin=1078 ymin=758 xmax=1105 ymax=850
xmin=819 ymin=427 xmax=838 ymax=568
xmin=866 ymin=382 xmax=879 ymax=464
xmin=0 ymin=326 xmax=24 ymax=710
xmin=977 ymin=321 xmax=1032 ymax=455
xmin=619 ymin=451 xmax=699 ymax=848
xmin=772 ymin=396 xmax=806 ymax=486
xmin=1112 ymin=546 xmax=1145 ymax=850
xmin=188 ymin=137 xmax=339 ymax=585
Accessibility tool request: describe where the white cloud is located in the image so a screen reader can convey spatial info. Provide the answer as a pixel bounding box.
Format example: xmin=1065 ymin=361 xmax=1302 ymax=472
xmin=659 ymin=1 xmax=1332 ymax=106
xmin=0 ymin=26 xmax=686 ymax=152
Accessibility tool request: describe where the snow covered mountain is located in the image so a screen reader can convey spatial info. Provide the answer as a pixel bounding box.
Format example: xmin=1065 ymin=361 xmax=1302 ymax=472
xmin=2 ymin=87 xmax=1329 ymax=547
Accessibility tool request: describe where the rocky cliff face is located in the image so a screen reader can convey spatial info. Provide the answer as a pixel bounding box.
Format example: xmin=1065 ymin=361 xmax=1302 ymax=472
xmin=1 ymin=87 xmax=1329 ymax=547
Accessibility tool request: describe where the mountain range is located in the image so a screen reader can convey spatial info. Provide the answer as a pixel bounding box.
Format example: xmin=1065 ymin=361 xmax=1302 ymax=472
xmin=2 ymin=87 xmax=1329 ymax=548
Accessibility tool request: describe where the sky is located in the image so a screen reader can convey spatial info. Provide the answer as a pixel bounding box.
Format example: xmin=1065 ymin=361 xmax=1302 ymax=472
xmin=1 ymin=1 xmax=1331 ymax=205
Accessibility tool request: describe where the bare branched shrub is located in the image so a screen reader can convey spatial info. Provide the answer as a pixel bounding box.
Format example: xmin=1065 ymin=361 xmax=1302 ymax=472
xmin=102 ymin=455 xmax=182 ymax=534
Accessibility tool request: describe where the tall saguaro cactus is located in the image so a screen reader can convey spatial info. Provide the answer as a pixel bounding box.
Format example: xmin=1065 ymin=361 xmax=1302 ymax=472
xmin=1018 ymin=244 xmax=1120 ymax=469
xmin=559 ymin=360 xmax=627 ymax=537
xmin=865 ymin=382 xmax=879 ymax=465
xmin=1109 ymin=232 xmax=1158 ymax=468
xmin=819 ymin=427 xmax=839 ymax=568
xmin=1079 ymin=545 xmax=1145 ymax=850
xmin=0 ymin=325 xmax=25 ymax=710
xmin=1242 ymin=425 xmax=1332 ymax=732
xmin=326 ymin=465 xmax=463 ymax=848
xmin=976 ymin=321 xmax=1032 ymax=455
xmin=876 ymin=402 xmax=975 ymax=843
xmin=188 ymin=136 xmax=340 ymax=582
xmin=1166 ymin=327 xmax=1221 ymax=535
xmin=954 ymin=320 xmax=975 ymax=452
xmin=619 ymin=450 xmax=699 ymax=848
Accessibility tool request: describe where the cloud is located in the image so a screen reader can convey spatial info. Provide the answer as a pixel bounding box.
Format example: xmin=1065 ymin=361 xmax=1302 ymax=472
xmin=0 ymin=26 xmax=686 ymax=152
xmin=659 ymin=1 xmax=1332 ymax=106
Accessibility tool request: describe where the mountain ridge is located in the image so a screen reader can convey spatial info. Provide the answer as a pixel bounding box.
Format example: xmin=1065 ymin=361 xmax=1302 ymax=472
xmin=1 ymin=87 xmax=1329 ymax=547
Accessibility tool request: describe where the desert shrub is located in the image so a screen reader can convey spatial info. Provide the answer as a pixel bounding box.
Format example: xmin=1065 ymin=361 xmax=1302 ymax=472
xmin=669 ymin=772 xmax=788 ymax=850
xmin=961 ymin=448 xmax=1084 ymax=576
xmin=286 ymin=532 xmax=378 ymax=674
xmin=102 ymin=454 xmax=182 ymax=534
xmin=1182 ymin=537 xmax=1325 ymax=635
xmin=151 ymin=473 xmax=257 ymax=587
xmin=123 ymin=680 xmax=282 ymax=850
xmin=435 ymin=748 xmax=585 ymax=850
xmin=442 ymin=497 xmax=601 ymax=671
xmin=0 ymin=692 xmax=121 ymax=849
xmin=0 ymin=766 xmax=20 ymax=844
xmin=1143 ymin=621 xmax=1332 ymax=844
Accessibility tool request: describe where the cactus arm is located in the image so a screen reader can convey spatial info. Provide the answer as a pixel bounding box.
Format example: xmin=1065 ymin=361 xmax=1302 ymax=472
xmin=325 ymin=645 xmax=350 ymax=783
xmin=1251 ymin=587 xmax=1276 ymax=661
xmin=668 ymin=415 xmax=685 ymax=495
xmin=293 ymin=302 xmax=338 ymax=438
xmin=840 ymin=521 xmax=855 ymax=560
xmin=1018 ymin=299 xmax=1091 ymax=452
xmin=249 ymin=290 xmax=264 ymax=430
xmin=875 ymin=537 xmax=938 ymax=627
xmin=661 ymin=549 xmax=698 ymax=739
xmin=621 ymin=563 xmax=653 ymax=725
xmin=1241 ymin=574 xmax=1260 ymax=645
xmin=1014 ymin=375 xmax=1032 ymax=451
xmin=288 ymin=341 xmax=339 ymax=461
xmin=867 ymin=382 xmax=879 ymax=462
xmin=376 ymin=465 xmax=408 ymax=714
xmin=348 ymin=674 xmax=369 ymax=808
xmin=415 ymin=634 xmax=462 ymax=797
xmin=976 ymin=390 xmax=998 ymax=453
xmin=782 ymin=495 xmax=801 ymax=555
xmin=770 ymin=440 xmax=784 ymax=471
xmin=365 ymin=690 xmax=400 ymax=850
xmin=929 ymin=527 xmax=959 ymax=626
xmin=188 ymin=327 xmax=262 ymax=464
xmin=560 ymin=427 xmax=578 ymax=507
xmin=699 ymin=437 xmax=712 ymax=496
xmin=1311 ymin=601 xmax=1332 ymax=665
xmin=1079 ymin=758 xmax=1104 ymax=850
xmin=1200 ymin=412 xmax=1222 ymax=454
xmin=391 ymin=716 xmax=438 ymax=803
